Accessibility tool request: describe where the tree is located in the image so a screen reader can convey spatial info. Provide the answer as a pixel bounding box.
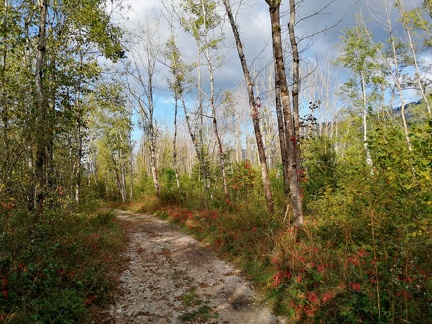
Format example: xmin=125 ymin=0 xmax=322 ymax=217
xmin=0 ymin=0 xmax=125 ymax=213
xmin=222 ymin=0 xmax=275 ymax=215
xmin=265 ymin=0 xmax=303 ymax=225
xmin=0 ymin=0 xmax=34 ymax=207
xmin=201 ymin=7 xmax=230 ymax=199
xmin=88 ymin=82 xmax=132 ymax=202
xmin=288 ymin=0 xmax=302 ymax=175
xmin=34 ymin=0 xmax=49 ymax=213
xmin=384 ymin=7 xmax=415 ymax=153
xmin=358 ymin=0 xmax=425 ymax=152
xmin=125 ymin=19 xmax=162 ymax=194
xmin=397 ymin=1 xmax=431 ymax=117
xmin=177 ymin=0 xmax=232 ymax=200
xmin=336 ymin=19 xmax=383 ymax=167
xmin=165 ymin=32 xmax=185 ymax=189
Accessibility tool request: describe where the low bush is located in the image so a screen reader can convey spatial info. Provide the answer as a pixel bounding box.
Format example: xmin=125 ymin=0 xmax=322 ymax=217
xmin=116 ymin=121 xmax=432 ymax=323
xmin=0 ymin=205 xmax=126 ymax=323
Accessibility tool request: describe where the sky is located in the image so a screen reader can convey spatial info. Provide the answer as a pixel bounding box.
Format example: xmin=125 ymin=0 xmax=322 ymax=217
xmin=109 ymin=0 xmax=429 ymax=140
xmin=117 ymin=0 xmax=424 ymax=54
xmin=114 ymin=0 xmax=427 ymax=92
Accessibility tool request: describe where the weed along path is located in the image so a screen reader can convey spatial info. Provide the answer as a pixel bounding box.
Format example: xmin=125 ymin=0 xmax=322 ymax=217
xmin=101 ymin=210 xmax=286 ymax=324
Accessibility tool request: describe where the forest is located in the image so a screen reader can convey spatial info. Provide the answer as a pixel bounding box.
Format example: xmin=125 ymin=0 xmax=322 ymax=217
xmin=0 ymin=0 xmax=431 ymax=322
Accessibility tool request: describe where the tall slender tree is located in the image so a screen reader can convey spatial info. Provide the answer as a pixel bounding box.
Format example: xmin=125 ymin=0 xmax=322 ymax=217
xmin=222 ymin=0 xmax=274 ymax=215
xmin=125 ymin=19 xmax=162 ymax=194
xmin=336 ymin=20 xmax=382 ymax=167
xmin=88 ymin=82 xmax=132 ymax=202
xmin=265 ymin=0 xmax=303 ymax=225
xmin=34 ymin=0 xmax=49 ymax=213
xmin=165 ymin=33 xmax=186 ymax=188
xmin=182 ymin=0 xmax=229 ymax=198
xmin=397 ymin=1 xmax=431 ymax=117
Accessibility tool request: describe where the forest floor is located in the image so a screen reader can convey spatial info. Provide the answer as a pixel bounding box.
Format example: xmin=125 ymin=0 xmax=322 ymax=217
xmin=99 ymin=210 xmax=286 ymax=324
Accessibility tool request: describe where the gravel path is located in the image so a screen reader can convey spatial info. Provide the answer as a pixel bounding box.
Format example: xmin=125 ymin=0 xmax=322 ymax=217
xmin=100 ymin=210 xmax=286 ymax=324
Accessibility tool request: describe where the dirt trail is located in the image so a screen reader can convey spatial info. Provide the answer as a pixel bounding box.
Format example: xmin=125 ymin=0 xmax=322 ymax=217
xmin=100 ymin=210 xmax=286 ymax=324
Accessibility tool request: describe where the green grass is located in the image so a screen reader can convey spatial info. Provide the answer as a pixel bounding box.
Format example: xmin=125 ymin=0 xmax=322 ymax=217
xmin=178 ymin=287 xmax=217 ymax=322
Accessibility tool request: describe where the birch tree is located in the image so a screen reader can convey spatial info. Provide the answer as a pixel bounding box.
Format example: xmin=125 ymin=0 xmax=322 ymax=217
xmin=165 ymin=33 xmax=186 ymax=189
xmin=360 ymin=0 xmax=416 ymax=151
xmin=125 ymin=20 xmax=162 ymax=194
xmin=178 ymin=0 xmax=231 ymax=199
xmin=336 ymin=20 xmax=382 ymax=167
xmin=397 ymin=1 xmax=431 ymax=117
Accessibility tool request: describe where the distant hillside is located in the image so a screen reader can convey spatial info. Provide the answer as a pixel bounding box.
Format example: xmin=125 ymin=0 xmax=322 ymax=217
xmin=299 ymin=99 xmax=428 ymax=138
xmin=392 ymin=99 xmax=424 ymax=119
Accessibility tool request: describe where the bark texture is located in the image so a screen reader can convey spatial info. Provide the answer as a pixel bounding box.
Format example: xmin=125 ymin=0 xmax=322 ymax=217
xmin=267 ymin=1 xmax=304 ymax=225
xmin=35 ymin=0 xmax=49 ymax=212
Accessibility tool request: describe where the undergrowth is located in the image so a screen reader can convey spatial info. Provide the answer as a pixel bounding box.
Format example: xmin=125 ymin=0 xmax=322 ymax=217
xmin=122 ymin=158 xmax=431 ymax=323
xmin=0 ymin=203 xmax=126 ymax=323
xmin=117 ymin=121 xmax=432 ymax=323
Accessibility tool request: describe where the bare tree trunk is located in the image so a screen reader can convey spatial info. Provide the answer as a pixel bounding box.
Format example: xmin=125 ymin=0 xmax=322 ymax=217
xmin=288 ymin=0 xmax=302 ymax=177
xmin=360 ymin=72 xmax=373 ymax=167
xmin=149 ymin=124 xmax=160 ymax=194
xmin=222 ymin=0 xmax=274 ymax=215
xmin=166 ymin=32 xmax=182 ymax=189
xmin=212 ymin=111 xmax=229 ymax=197
xmin=274 ymin=79 xmax=290 ymax=194
xmin=111 ymin=148 xmax=126 ymax=202
xmin=268 ymin=0 xmax=303 ymax=225
xmin=74 ymin=55 xmax=85 ymax=203
xmin=204 ymin=44 xmax=229 ymax=198
xmin=114 ymin=170 xmax=126 ymax=202
xmin=399 ymin=4 xmax=431 ymax=117
xmin=129 ymin=107 xmax=134 ymax=199
xmin=34 ymin=0 xmax=48 ymax=212
xmin=196 ymin=42 xmax=211 ymax=204
xmin=173 ymin=95 xmax=180 ymax=188
xmin=1 ymin=0 xmax=8 ymax=155
xmin=386 ymin=8 xmax=412 ymax=152
xmin=75 ymin=117 xmax=83 ymax=203
xmin=146 ymin=67 xmax=161 ymax=194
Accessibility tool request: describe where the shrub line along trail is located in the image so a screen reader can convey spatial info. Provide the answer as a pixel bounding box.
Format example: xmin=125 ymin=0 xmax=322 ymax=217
xmin=101 ymin=210 xmax=285 ymax=323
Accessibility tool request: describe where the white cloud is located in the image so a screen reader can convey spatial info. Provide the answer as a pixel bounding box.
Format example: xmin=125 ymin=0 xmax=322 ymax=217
xmin=113 ymin=0 xmax=430 ymax=114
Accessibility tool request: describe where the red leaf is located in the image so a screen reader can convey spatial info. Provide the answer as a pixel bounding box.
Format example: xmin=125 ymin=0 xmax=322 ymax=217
xmin=322 ymin=292 xmax=333 ymax=302
xmin=350 ymin=282 xmax=361 ymax=292
xmin=307 ymin=291 xmax=318 ymax=303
